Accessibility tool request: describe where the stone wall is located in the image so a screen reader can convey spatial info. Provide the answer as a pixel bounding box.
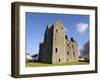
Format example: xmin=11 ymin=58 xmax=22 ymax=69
xmin=52 ymin=21 xmax=66 ymax=64
xmin=38 ymin=20 xmax=79 ymax=64
xmin=38 ymin=25 xmax=53 ymax=64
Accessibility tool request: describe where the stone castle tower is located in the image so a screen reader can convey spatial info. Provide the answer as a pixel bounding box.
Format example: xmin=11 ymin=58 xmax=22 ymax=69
xmin=38 ymin=20 xmax=79 ymax=64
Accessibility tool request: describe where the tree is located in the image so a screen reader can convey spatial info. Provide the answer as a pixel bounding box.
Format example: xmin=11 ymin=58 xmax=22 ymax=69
xmin=81 ymin=41 xmax=90 ymax=62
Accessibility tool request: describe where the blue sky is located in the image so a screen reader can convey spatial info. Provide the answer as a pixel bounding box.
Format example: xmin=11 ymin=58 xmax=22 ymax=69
xmin=26 ymin=12 xmax=89 ymax=55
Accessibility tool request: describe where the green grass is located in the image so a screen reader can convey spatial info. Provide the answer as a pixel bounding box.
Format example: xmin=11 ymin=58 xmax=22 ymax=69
xmin=26 ymin=61 xmax=89 ymax=67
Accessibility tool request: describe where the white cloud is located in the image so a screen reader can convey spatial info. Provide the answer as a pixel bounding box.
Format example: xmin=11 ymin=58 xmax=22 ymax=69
xmin=76 ymin=23 xmax=88 ymax=34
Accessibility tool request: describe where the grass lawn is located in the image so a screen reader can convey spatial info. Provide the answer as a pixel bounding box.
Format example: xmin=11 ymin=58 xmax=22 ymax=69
xmin=26 ymin=61 xmax=89 ymax=67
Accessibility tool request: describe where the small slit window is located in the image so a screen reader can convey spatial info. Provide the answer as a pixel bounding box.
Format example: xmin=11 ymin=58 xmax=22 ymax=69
xmin=73 ymin=52 xmax=75 ymax=58
xmin=67 ymin=44 xmax=69 ymax=47
xmin=67 ymin=52 xmax=69 ymax=55
xmin=72 ymin=45 xmax=74 ymax=48
xmin=73 ymin=52 xmax=75 ymax=55
xmin=56 ymin=29 xmax=58 ymax=32
xmin=59 ymin=59 xmax=60 ymax=62
xmin=55 ymin=48 xmax=58 ymax=53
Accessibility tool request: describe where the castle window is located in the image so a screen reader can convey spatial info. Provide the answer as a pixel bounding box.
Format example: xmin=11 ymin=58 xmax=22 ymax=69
xmin=73 ymin=52 xmax=75 ymax=56
xmin=55 ymin=48 xmax=58 ymax=53
xmin=56 ymin=29 xmax=58 ymax=32
xmin=72 ymin=45 xmax=74 ymax=48
xmin=67 ymin=52 xmax=69 ymax=55
xmin=59 ymin=59 xmax=60 ymax=62
xmin=73 ymin=52 xmax=75 ymax=58
xmin=67 ymin=44 xmax=69 ymax=47
xmin=65 ymin=35 xmax=68 ymax=39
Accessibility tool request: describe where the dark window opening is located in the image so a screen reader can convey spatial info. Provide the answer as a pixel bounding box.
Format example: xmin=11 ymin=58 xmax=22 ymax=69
xmin=59 ymin=59 xmax=60 ymax=62
xmin=56 ymin=29 xmax=58 ymax=32
xmin=73 ymin=52 xmax=75 ymax=59
xmin=73 ymin=52 xmax=75 ymax=55
xmin=67 ymin=52 xmax=69 ymax=55
xmin=55 ymin=48 xmax=58 ymax=53
xmin=65 ymin=35 xmax=68 ymax=39
xmin=72 ymin=45 xmax=74 ymax=48
xmin=67 ymin=44 xmax=69 ymax=47
xmin=73 ymin=52 xmax=75 ymax=58
xmin=71 ymin=37 xmax=74 ymax=42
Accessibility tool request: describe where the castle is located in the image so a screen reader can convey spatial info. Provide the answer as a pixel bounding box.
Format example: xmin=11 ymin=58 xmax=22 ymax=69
xmin=38 ymin=20 xmax=79 ymax=64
